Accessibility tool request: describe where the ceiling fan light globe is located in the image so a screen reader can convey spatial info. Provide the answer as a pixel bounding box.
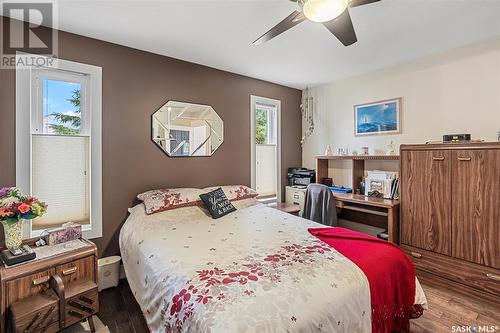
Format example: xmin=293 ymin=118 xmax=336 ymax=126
xmin=301 ymin=0 xmax=349 ymax=23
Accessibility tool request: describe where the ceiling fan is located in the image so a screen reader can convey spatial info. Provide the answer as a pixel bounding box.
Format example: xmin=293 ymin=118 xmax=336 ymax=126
xmin=253 ymin=0 xmax=381 ymax=47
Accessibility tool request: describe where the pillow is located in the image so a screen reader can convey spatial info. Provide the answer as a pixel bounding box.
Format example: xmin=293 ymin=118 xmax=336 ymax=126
xmin=199 ymin=187 xmax=236 ymax=219
xmin=202 ymin=185 xmax=258 ymax=202
xmin=232 ymin=197 xmax=259 ymax=210
xmin=137 ymin=188 xmax=203 ymax=215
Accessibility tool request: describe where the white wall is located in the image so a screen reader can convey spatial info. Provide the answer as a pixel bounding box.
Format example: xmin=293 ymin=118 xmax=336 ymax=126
xmin=302 ymin=37 xmax=500 ymax=177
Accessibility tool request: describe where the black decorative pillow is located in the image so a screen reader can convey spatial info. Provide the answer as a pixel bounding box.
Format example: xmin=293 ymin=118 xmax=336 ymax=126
xmin=199 ymin=187 xmax=236 ymax=219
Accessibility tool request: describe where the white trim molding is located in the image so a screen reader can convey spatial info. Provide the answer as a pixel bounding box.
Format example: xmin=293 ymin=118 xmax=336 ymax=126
xmin=16 ymin=53 xmax=103 ymax=239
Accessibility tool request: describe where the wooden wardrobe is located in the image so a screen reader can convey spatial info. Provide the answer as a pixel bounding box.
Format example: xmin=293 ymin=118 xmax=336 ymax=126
xmin=400 ymin=142 xmax=499 ymax=303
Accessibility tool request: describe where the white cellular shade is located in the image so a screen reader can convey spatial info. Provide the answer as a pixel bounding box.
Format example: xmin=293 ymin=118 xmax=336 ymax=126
xmin=31 ymin=135 xmax=90 ymax=230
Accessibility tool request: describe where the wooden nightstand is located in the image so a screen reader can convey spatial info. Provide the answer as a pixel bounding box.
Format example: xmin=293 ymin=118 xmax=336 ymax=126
xmin=271 ymin=202 xmax=301 ymax=216
xmin=0 ymin=239 xmax=98 ymax=333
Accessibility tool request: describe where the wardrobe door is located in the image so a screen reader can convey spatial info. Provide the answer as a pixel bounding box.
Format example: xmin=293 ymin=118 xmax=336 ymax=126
xmin=401 ymin=150 xmax=452 ymax=255
xmin=452 ymin=149 xmax=500 ymax=269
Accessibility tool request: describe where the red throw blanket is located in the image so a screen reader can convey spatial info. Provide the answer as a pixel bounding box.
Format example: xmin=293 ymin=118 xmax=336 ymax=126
xmin=308 ymin=227 xmax=419 ymax=333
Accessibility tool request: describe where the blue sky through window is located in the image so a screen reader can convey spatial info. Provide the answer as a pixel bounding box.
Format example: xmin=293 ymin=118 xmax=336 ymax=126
xmin=42 ymin=79 xmax=81 ymax=134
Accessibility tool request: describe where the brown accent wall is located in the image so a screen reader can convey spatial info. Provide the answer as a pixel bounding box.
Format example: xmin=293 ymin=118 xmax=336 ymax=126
xmin=0 ymin=17 xmax=302 ymax=256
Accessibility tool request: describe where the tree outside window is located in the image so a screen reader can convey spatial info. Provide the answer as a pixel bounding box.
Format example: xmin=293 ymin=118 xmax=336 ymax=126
xmin=255 ymin=108 xmax=268 ymax=144
xmin=50 ymin=89 xmax=81 ymax=135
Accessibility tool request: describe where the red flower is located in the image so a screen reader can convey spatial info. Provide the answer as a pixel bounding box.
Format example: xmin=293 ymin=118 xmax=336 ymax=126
xmin=222 ymin=278 xmax=236 ymax=284
xmin=18 ymin=203 xmax=30 ymax=214
xmin=0 ymin=207 xmax=14 ymax=218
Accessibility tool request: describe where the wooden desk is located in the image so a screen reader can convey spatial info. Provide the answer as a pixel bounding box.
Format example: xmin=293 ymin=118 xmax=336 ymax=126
xmin=313 ymin=155 xmax=400 ymax=243
xmin=332 ymin=193 xmax=399 ymax=243
xmin=270 ymin=202 xmax=301 ymax=216
xmin=315 ymin=155 xmax=399 ymax=192
xmin=283 ymin=186 xmax=400 ymax=243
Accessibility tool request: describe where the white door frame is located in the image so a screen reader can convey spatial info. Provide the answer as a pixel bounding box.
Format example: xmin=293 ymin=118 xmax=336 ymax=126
xmin=250 ymin=95 xmax=282 ymax=202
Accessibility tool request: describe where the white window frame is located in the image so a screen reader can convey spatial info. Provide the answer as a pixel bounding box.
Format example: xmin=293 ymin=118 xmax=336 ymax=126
xmin=250 ymin=95 xmax=282 ymax=202
xmin=16 ymin=53 xmax=103 ymax=239
xmin=31 ymin=69 xmax=90 ymax=135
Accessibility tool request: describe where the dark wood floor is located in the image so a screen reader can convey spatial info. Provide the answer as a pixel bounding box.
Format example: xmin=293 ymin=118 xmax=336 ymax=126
xmin=99 ymin=280 xmax=499 ymax=333
xmin=99 ymin=280 xmax=149 ymax=333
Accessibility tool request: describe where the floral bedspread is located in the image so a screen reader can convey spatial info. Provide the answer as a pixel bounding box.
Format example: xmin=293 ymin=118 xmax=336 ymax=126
xmin=120 ymin=201 xmax=425 ymax=333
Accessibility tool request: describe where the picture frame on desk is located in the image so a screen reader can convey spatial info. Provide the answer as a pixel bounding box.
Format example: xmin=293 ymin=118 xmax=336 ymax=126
xmin=354 ymin=98 xmax=402 ymax=136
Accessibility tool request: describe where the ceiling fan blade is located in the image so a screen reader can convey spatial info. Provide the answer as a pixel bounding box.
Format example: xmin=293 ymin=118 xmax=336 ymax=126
xmin=253 ymin=10 xmax=306 ymax=45
xmin=322 ymin=9 xmax=357 ymax=46
xmin=349 ymin=0 xmax=381 ymax=8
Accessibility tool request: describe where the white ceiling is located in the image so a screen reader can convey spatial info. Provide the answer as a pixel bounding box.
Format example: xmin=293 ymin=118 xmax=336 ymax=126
xmin=8 ymin=0 xmax=500 ymax=89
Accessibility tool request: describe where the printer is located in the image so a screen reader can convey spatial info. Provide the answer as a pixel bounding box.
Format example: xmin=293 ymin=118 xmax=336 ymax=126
xmin=287 ymin=168 xmax=316 ymax=188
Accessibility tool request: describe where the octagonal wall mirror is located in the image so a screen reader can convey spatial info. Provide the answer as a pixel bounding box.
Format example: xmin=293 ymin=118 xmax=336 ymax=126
xmin=152 ymin=101 xmax=223 ymax=157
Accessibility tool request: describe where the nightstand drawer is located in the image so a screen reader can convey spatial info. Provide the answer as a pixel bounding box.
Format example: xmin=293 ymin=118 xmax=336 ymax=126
xmin=6 ymin=269 xmax=55 ymax=305
xmin=65 ymin=288 xmax=98 ymax=327
xmin=14 ymin=313 xmax=59 ymax=333
xmin=56 ymin=256 xmax=95 ymax=285
xmin=10 ymin=289 xmax=60 ymax=333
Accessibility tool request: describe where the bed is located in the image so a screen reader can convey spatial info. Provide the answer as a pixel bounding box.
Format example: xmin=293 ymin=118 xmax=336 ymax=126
xmin=120 ymin=192 xmax=427 ymax=333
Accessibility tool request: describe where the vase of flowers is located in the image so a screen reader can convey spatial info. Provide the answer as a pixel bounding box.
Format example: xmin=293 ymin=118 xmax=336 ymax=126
xmin=0 ymin=187 xmax=47 ymax=250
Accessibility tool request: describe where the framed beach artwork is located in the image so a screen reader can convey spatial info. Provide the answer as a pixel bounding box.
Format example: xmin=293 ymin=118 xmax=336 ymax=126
xmin=354 ymin=98 xmax=402 ymax=136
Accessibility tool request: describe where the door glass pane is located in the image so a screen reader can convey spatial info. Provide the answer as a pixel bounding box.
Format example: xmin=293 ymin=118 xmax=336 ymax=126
xmin=267 ymin=108 xmax=277 ymax=145
xmin=255 ymin=106 xmax=277 ymax=145
xmin=254 ymin=101 xmax=278 ymax=198
xmin=42 ymin=79 xmax=82 ymax=135
xmin=255 ymin=108 xmax=268 ymax=144
xmin=170 ymin=129 xmax=191 ymax=156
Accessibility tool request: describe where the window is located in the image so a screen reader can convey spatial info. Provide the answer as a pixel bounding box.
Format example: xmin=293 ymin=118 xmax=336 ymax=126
xmin=16 ymin=54 xmax=102 ymax=239
xmin=255 ymin=104 xmax=277 ymax=145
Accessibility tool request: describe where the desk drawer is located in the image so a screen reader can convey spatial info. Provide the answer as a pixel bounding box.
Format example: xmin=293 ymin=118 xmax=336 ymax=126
xmin=285 ymin=187 xmax=305 ymax=212
xmin=56 ymin=256 xmax=95 ymax=285
xmin=402 ymin=245 xmax=500 ymax=296
xmin=6 ymin=269 xmax=55 ymax=305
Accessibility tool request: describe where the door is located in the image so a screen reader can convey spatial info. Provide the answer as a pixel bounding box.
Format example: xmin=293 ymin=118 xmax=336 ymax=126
xmin=250 ymin=96 xmax=281 ymax=201
xmin=400 ymin=150 xmax=452 ymax=255
xmin=452 ymin=149 xmax=500 ymax=269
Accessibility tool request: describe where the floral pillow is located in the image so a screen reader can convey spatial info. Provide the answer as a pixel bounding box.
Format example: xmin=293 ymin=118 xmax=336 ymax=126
xmin=137 ymin=188 xmax=203 ymax=215
xmin=202 ymin=185 xmax=258 ymax=202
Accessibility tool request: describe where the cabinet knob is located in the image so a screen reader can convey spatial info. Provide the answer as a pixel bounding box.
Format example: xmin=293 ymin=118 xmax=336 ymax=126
xmin=410 ymin=251 xmax=422 ymax=258
xmin=432 ymin=157 xmax=445 ymax=161
xmin=486 ymin=273 xmax=500 ymax=282
xmin=458 ymin=157 xmax=471 ymax=161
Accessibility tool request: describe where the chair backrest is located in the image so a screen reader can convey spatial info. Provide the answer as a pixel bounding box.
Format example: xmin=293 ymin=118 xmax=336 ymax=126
xmin=302 ymin=184 xmax=337 ymax=226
